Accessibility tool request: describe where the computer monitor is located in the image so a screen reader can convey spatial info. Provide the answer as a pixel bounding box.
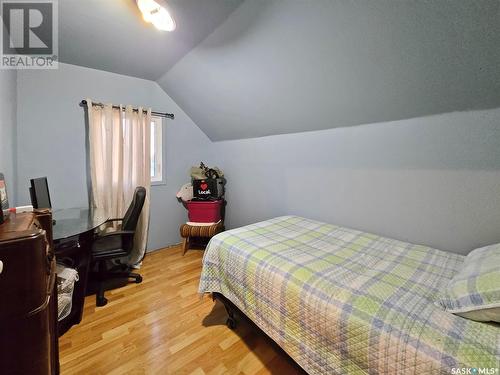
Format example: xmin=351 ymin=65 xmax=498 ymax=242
xmin=30 ymin=177 xmax=52 ymax=209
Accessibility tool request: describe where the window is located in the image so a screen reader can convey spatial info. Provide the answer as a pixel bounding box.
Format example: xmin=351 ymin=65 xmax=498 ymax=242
xmin=150 ymin=115 xmax=164 ymax=184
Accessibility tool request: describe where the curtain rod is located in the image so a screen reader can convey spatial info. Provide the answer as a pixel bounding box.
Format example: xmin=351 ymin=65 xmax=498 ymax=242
xmin=80 ymin=100 xmax=175 ymax=119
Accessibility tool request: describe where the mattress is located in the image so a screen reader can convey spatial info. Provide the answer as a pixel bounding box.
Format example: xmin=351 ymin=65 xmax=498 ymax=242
xmin=199 ymin=216 xmax=500 ymax=374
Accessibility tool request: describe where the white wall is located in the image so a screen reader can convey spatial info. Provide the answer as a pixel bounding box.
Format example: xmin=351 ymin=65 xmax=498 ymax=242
xmin=214 ymin=108 xmax=500 ymax=255
xmin=16 ymin=63 xmax=214 ymax=250
xmin=159 ymin=0 xmax=500 ymax=140
xmin=0 ymin=70 xmax=17 ymax=203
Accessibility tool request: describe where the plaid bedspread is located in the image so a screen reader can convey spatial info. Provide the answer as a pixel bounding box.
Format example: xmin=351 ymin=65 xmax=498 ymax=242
xmin=199 ymin=216 xmax=500 ymax=374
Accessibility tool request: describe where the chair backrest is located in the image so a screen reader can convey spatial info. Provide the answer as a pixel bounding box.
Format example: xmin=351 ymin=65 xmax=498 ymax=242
xmin=122 ymin=187 xmax=146 ymax=232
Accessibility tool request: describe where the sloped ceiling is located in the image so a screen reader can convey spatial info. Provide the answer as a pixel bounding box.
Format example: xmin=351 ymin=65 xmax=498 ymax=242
xmin=59 ymin=0 xmax=243 ymax=80
xmin=158 ymin=0 xmax=500 ymax=141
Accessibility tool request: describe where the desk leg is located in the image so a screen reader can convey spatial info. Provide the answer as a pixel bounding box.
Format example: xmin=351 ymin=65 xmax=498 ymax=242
xmin=49 ymin=271 xmax=60 ymax=374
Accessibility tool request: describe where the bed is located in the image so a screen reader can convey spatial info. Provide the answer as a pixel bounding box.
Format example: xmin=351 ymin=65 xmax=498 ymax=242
xmin=198 ymin=216 xmax=500 ymax=374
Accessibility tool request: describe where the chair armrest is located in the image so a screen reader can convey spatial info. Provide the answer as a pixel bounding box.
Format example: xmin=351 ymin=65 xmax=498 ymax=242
xmin=92 ymin=230 xmax=136 ymax=255
xmin=99 ymin=218 xmax=124 ymax=232
xmin=105 ymin=218 xmax=124 ymax=223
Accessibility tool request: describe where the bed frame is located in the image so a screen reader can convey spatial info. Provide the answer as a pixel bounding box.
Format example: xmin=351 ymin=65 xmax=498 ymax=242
xmin=212 ymin=292 xmax=239 ymax=329
xmin=212 ymin=292 xmax=305 ymax=373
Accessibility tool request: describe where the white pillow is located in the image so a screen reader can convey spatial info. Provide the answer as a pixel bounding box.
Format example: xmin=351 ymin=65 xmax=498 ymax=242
xmin=437 ymin=243 xmax=500 ymax=322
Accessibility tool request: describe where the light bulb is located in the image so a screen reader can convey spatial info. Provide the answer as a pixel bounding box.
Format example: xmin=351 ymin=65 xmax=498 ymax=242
xmin=136 ymin=0 xmax=176 ymax=32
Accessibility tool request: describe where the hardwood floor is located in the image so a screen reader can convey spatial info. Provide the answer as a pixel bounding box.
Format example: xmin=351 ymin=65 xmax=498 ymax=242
xmin=59 ymin=245 xmax=306 ymax=375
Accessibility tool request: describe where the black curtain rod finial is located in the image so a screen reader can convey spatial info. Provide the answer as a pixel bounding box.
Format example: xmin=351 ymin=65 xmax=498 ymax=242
xmin=80 ymin=99 xmax=174 ymax=120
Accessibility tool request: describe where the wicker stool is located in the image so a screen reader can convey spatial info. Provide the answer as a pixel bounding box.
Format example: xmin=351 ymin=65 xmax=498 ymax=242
xmin=179 ymin=222 xmax=224 ymax=255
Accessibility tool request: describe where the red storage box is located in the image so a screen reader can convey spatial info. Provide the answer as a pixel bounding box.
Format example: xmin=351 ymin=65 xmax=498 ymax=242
xmin=187 ymin=200 xmax=222 ymax=223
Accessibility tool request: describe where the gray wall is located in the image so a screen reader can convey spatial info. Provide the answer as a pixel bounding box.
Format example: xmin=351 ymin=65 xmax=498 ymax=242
xmin=214 ymin=108 xmax=500 ymax=255
xmin=10 ymin=63 xmax=500 ymax=255
xmin=0 ymin=70 xmax=17 ymax=204
xmin=11 ymin=64 xmax=500 ymax=256
xmin=16 ymin=63 xmax=214 ymax=250
xmin=159 ymin=0 xmax=500 ymax=141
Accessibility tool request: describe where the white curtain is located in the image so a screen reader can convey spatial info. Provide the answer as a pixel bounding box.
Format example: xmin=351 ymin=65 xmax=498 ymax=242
xmin=86 ymin=99 xmax=151 ymax=266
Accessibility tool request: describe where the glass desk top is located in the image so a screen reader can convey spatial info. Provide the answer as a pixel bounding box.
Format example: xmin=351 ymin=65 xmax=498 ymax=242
xmin=52 ymin=208 xmax=108 ymax=241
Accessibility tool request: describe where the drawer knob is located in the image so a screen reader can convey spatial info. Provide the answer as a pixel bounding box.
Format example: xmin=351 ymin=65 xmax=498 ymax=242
xmin=0 ymin=260 xmax=3 ymax=274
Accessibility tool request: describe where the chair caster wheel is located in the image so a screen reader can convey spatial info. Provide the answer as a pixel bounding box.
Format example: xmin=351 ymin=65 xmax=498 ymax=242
xmin=135 ymin=275 xmax=143 ymax=283
xmin=96 ymin=296 xmax=108 ymax=307
xmin=226 ymin=317 xmax=236 ymax=330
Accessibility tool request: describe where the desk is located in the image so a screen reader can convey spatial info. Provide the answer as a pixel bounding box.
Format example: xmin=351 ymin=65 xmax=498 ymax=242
xmin=0 ymin=210 xmax=59 ymax=374
xmin=53 ymin=208 xmax=108 ymax=335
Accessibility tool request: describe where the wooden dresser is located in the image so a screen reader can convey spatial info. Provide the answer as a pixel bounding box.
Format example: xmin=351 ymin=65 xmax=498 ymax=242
xmin=0 ymin=210 xmax=59 ymax=375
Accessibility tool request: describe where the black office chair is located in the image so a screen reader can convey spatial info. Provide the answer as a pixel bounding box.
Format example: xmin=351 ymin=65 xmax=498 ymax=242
xmin=91 ymin=186 xmax=146 ymax=307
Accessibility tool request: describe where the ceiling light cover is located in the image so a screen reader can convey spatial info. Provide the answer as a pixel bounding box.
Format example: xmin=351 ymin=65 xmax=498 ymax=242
xmin=137 ymin=0 xmax=176 ymax=31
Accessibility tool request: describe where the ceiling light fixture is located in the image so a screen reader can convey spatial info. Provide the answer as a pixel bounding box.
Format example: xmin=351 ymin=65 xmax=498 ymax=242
xmin=136 ymin=0 xmax=176 ymax=32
